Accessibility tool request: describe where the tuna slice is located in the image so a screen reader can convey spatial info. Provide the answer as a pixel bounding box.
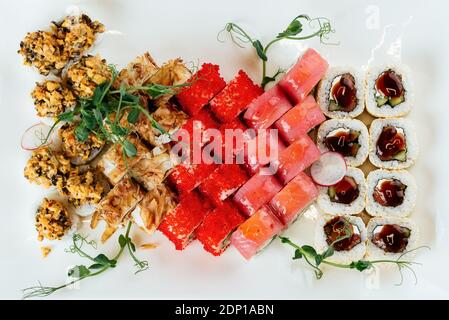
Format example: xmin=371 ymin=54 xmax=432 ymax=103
xmin=158 ymin=190 xmax=212 ymax=250
xmin=232 ymin=171 xmax=283 ymax=216
xmin=198 ymin=164 xmax=249 ymax=207
xmin=176 ymin=63 xmax=226 ymax=116
xmin=242 ymin=130 xmax=286 ymax=175
xmin=196 ymin=201 xmax=246 ymax=256
xmin=269 ymin=172 xmax=319 ymax=225
xmin=274 ymin=95 xmax=325 ymax=144
xmin=231 ymin=206 xmax=283 ymax=260
xmin=243 ymin=85 xmax=293 ymax=130
xmin=275 ymin=135 xmax=321 ymax=184
xmin=278 ymin=48 xmax=329 ymax=104
xmin=210 ymin=70 xmax=263 ymax=123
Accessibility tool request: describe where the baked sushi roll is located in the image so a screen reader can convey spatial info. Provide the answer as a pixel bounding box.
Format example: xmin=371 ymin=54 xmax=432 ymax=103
xmin=317 ymin=167 xmax=366 ymax=216
xmin=317 ymin=119 xmax=369 ymax=166
xmin=316 ymin=66 xmax=365 ymax=118
xmin=366 ymin=217 xmax=418 ymax=259
xmin=369 ymin=118 xmax=418 ymax=169
xmin=366 ymin=169 xmax=417 ymax=217
xmin=315 ymin=215 xmax=367 ymax=264
xmin=365 ymin=64 xmax=413 ymax=118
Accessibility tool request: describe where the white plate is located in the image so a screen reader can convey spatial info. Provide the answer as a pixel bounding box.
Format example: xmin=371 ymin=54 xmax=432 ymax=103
xmin=1 ymin=0 xmax=449 ymax=299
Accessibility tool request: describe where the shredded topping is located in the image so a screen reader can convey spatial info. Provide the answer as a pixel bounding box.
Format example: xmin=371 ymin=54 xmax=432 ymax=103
xmin=59 ymin=122 xmax=104 ymax=161
xmin=31 ymin=80 xmax=76 ymax=117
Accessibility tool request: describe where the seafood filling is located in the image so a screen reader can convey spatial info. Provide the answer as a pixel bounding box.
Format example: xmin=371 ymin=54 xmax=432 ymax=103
xmin=375 ymin=70 xmax=405 ymax=107
xmin=329 ymin=73 xmax=357 ymax=112
xmin=376 ymin=125 xmax=407 ymax=161
xmin=373 ymin=179 xmax=406 ymax=207
xmin=324 ymin=128 xmax=361 ymax=157
xmin=324 ymin=216 xmax=361 ymax=251
xmin=372 ymin=224 xmax=411 ymax=253
xmin=328 ymin=176 xmax=359 ymax=204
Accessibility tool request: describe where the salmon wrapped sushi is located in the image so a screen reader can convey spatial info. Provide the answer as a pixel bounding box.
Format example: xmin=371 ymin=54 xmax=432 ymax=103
xmin=232 ymin=171 xmax=283 ymax=216
xmin=279 ymin=48 xmax=329 ymax=104
xmin=274 ymin=96 xmax=325 ymax=144
xmin=196 ymin=201 xmax=246 ymax=256
xmin=231 ymin=206 xmax=283 ymax=260
xmin=198 ymin=164 xmax=248 ymax=206
xmin=243 ymin=85 xmax=293 ymax=130
xmin=275 ymin=135 xmax=321 ymax=184
xmin=242 ymin=129 xmax=286 ymax=175
xmin=158 ymin=190 xmax=212 ymax=250
xmin=210 ymin=70 xmax=263 ymax=123
xmin=176 ymin=63 xmax=226 ymax=116
xmin=269 ymin=172 xmax=319 ymax=225
xmin=166 ymin=162 xmax=217 ymax=196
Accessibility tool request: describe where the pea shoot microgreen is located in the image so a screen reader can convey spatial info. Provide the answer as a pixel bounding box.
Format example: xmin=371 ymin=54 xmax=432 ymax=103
xmin=279 ymin=235 xmax=429 ymax=285
xmin=41 ymin=65 xmax=191 ymax=159
xmin=219 ymin=15 xmax=337 ymax=88
xmin=22 ymin=221 xmax=148 ymax=299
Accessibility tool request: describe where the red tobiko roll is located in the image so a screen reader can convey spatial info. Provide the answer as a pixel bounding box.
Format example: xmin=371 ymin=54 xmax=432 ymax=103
xmin=176 ymin=63 xmax=226 ymax=116
xmin=198 ymin=164 xmax=249 ymax=207
xmin=158 ymin=190 xmax=212 ymax=250
xmin=210 ymin=70 xmax=263 ymax=123
xmin=196 ymin=200 xmax=246 ymax=256
xmin=166 ymin=162 xmax=217 ymax=196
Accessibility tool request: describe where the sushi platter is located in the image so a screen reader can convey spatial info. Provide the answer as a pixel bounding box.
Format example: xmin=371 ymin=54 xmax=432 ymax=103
xmin=1 ymin=0 xmax=449 ymax=300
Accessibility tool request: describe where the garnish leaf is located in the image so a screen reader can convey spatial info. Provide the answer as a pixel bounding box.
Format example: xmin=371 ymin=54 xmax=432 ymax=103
xmin=74 ymin=124 xmax=89 ymax=142
xmin=293 ymin=249 xmax=302 ymax=260
xmin=68 ymin=265 xmax=90 ymax=279
xmin=58 ymin=111 xmax=74 ymax=122
xmin=301 ymin=245 xmax=317 ymax=257
xmin=123 ymin=140 xmax=137 ymax=157
xmin=127 ymin=108 xmax=140 ymax=124
xmin=277 ymin=17 xmax=304 ymax=38
xmin=252 ymin=40 xmax=267 ymax=61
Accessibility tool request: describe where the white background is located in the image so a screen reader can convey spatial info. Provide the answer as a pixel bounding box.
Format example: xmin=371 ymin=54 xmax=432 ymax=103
xmin=1 ymin=0 xmax=449 ymax=299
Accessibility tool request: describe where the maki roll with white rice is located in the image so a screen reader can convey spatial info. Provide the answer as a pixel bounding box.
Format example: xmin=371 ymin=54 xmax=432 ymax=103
xmin=317 ymin=119 xmax=369 ymax=166
xmin=366 ymin=169 xmax=416 ymax=217
xmin=315 ymin=215 xmax=367 ymax=264
xmin=369 ymin=118 xmax=418 ymax=169
xmin=366 ymin=217 xmax=418 ymax=259
xmin=317 ymin=167 xmax=366 ymax=216
xmin=365 ymin=64 xmax=413 ymax=117
xmin=316 ymin=67 xmax=365 ymax=118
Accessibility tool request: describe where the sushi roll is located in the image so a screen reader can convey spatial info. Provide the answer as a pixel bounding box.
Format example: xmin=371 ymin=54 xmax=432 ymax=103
xmin=365 ymin=64 xmax=413 ymax=118
xmin=176 ymin=63 xmax=226 ymax=116
xmin=232 ymin=171 xmax=283 ymax=217
xmin=366 ymin=217 xmax=418 ymax=259
xmin=269 ymin=172 xmax=319 ymax=225
xmin=198 ymin=164 xmax=249 ymax=207
xmin=316 ymin=66 xmax=365 ymax=119
xmin=279 ymin=48 xmax=329 ymax=104
xmin=369 ymin=118 xmax=418 ymax=169
xmin=315 ymin=215 xmax=367 ymax=264
xmin=274 ymin=95 xmax=326 ymax=144
xmin=131 ymin=184 xmax=177 ymax=235
xmin=196 ymin=201 xmax=246 ymax=256
xmin=97 ymin=135 xmax=151 ymax=185
xmin=166 ymin=162 xmax=217 ymax=196
xmin=243 ymin=85 xmax=293 ymax=130
xmin=231 ymin=206 xmax=283 ymax=260
xmin=275 ymin=134 xmax=321 ymax=184
xmin=365 ymin=169 xmax=417 ymax=218
xmin=210 ymin=70 xmax=263 ymax=123
xmin=317 ymin=119 xmax=369 ymax=167
xmin=317 ymin=167 xmax=366 ymax=216
xmin=157 ymin=190 xmax=212 ymax=250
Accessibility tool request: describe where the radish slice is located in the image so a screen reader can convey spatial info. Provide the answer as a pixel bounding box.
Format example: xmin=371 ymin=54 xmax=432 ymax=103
xmin=21 ymin=122 xmax=54 ymax=151
xmin=310 ymin=152 xmax=347 ymax=186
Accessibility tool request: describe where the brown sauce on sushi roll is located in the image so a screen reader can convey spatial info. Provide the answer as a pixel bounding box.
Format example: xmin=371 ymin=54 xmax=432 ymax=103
xmin=371 ymin=224 xmax=411 ymax=253
xmin=324 ymin=216 xmax=361 ymax=251
xmin=328 ymin=176 xmax=359 ymax=204
xmin=329 ymin=73 xmax=357 ymax=112
xmin=324 ymin=129 xmax=361 ymax=158
xmin=373 ymin=179 xmax=406 ymax=207
xmin=376 ymin=126 xmax=406 ymax=161
xmin=375 ymin=70 xmax=405 ymax=107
